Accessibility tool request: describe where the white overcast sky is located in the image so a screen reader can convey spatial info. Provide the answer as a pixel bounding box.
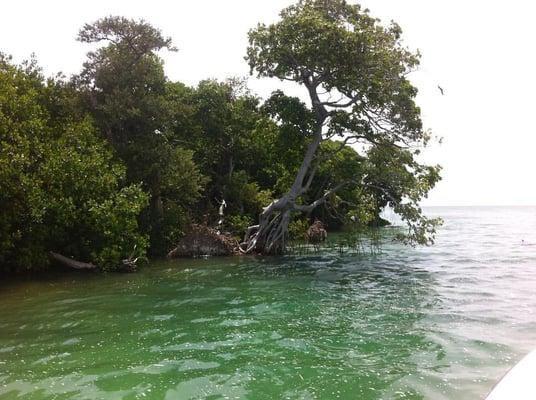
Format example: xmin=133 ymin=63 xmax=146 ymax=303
xmin=2 ymin=0 xmax=535 ymax=206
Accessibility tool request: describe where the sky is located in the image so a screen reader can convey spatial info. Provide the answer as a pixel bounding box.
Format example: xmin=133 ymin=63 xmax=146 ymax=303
xmin=1 ymin=0 xmax=535 ymax=206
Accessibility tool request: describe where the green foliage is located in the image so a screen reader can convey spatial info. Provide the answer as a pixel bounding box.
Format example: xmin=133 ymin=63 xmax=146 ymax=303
xmin=221 ymin=172 xmax=274 ymax=237
xmin=0 ymin=5 xmax=444 ymax=271
xmin=155 ymin=148 xmax=208 ymax=254
xmin=180 ymin=80 xmax=266 ymax=196
xmin=225 ymin=215 xmax=253 ymax=237
xmin=364 ymin=145 xmax=442 ymax=244
xmin=87 ymin=185 xmax=149 ymax=271
xmin=246 ymin=0 xmax=442 ymax=245
xmin=247 ymin=0 xmax=420 ymax=116
xmin=77 ymin=16 xmax=176 ymax=53
xmin=306 ymin=140 xmax=367 ymax=227
xmin=288 ymin=218 xmax=309 ymax=240
xmin=0 ymin=55 xmax=148 ymax=272
xmin=223 ymin=171 xmax=263 ymax=215
xmin=76 ymin=17 xmax=207 ymax=255
xmin=262 ymin=90 xmax=315 ymax=137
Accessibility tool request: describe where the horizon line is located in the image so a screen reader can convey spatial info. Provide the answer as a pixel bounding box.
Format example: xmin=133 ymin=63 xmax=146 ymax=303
xmin=421 ymin=204 xmax=536 ymax=208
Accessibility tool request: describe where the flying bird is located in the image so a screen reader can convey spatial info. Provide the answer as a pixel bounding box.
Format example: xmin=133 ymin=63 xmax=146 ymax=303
xmin=438 ymin=85 xmax=445 ymax=95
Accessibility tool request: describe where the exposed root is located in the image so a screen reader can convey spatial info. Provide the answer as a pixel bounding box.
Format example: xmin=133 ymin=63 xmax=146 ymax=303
xmin=240 ymin=208 xmax=291 ymax=255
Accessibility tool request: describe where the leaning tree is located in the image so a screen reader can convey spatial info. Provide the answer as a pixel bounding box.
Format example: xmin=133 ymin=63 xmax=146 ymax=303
xmin=241 ymin=0 xmax=441 ymax=254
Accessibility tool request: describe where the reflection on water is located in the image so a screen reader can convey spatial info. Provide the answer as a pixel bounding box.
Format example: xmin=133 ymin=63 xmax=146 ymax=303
xmin=1 ymin=206 xmax=536 ymax=399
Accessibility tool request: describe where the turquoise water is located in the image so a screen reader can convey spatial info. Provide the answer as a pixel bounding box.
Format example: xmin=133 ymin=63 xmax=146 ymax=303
xmin=1 ymin=206 xmax=536 ymax=399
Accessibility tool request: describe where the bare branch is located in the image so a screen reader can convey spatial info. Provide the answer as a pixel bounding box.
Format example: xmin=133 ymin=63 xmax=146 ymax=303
xmin=320 ymin=93 xmax=360 ymax=109
xmin=294 ymin=179 xmax=400 ymax=215
xmin=294 ymin=181 xmax=350 ymax=213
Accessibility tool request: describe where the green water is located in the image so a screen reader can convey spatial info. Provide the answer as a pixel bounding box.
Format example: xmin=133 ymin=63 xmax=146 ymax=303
xmin=1 ymin=207 xmax=536 ymax=399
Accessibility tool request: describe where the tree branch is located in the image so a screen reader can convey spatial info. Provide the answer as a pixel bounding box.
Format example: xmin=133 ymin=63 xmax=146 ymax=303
xmin=294 ymin=179 xmax=400 ymax=214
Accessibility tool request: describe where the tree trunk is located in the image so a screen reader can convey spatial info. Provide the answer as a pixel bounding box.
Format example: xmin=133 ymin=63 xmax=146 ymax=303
xmin=241 ymin=80 xmax=328 ymax=255
xmin=240 ymin=125 xmax=322 ymax=255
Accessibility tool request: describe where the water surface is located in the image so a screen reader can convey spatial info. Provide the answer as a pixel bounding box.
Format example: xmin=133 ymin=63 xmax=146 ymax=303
xmin=1 ymin=206 xmax=536 ymax=399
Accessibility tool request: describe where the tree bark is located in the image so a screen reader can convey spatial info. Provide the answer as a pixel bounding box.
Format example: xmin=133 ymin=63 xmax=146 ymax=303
xmin=240 ymin=128 xmax=325 ymax=254
xmin=240 ymin=80 xmax=331 ymax=255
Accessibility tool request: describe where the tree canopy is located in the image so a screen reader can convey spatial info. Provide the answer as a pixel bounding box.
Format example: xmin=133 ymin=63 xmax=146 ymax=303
xmin=0 ymin=3 xmax=442 ymax=273
xmin=241 ymin=0 xmax=441 ymax=253
xmin=0 ymin=55 xmax=147 ymax=272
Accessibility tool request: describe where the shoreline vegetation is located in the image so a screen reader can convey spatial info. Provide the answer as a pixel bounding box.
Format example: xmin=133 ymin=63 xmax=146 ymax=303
xmin=0 ymin=0 xmax=441 ymax=275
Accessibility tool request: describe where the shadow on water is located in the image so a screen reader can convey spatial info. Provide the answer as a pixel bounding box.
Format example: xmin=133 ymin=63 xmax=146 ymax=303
xmin=0 ymin=243 xmax=448 ymax=400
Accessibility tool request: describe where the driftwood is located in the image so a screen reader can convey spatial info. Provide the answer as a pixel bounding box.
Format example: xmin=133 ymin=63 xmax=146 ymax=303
xmin=49 ymin=252 xmax=97 ymax=270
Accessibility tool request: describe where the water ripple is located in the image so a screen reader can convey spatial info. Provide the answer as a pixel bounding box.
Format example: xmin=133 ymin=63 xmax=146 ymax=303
xmin=1 ymin=206 xmax=536 ymax=399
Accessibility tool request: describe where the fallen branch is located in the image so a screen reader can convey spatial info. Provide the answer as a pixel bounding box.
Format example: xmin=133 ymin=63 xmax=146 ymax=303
xmin=49 ymin=252 xmax=98 ymax=270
